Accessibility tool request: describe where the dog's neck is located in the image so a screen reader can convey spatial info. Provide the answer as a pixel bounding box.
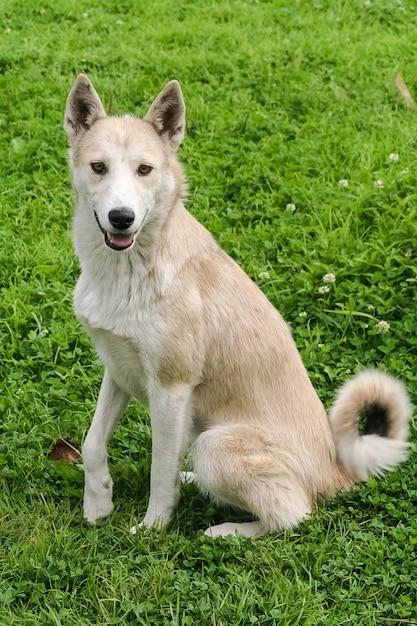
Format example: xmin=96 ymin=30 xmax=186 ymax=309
xmin=73 ymin=197 xmax=216 ymax=327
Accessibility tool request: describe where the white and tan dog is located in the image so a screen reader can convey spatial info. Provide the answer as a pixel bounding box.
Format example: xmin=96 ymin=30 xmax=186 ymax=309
xmin=64 ymin=75 xmax=411 ymax=537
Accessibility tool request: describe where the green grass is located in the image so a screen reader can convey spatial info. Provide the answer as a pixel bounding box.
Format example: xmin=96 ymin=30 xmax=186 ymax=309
xmin=1 ymin=0 xmax=417 ymax=623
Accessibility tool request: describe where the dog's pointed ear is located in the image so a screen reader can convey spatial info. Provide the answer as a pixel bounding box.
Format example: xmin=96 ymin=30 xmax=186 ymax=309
xmin=144 ymin=80 xmax=185 ymax=150
xmin=64 ymin=74 xmax=106 ymax=138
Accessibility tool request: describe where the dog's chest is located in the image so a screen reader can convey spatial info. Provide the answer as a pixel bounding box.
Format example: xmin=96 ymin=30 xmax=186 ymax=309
xmin=74 ymin=271 xmax=160 ymax=404
xmin=89 ymin=326 xmax=149 ymax=403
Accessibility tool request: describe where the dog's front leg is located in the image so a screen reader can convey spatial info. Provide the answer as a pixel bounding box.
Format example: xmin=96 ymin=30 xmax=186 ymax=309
xmin=132 ymin=383 xmax=191 ymax=532
xmin=82 ymin=369 xmax=130 ymax=524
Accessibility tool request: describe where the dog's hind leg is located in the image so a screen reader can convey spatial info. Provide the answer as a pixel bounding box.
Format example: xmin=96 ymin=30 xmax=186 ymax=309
xmin=82 ymin=369 xmax=130 ymax=524
xmin=205 ymin=521 xmax=265 ymax=538
xmin=193 ymin=424 xmax=312 ymax=538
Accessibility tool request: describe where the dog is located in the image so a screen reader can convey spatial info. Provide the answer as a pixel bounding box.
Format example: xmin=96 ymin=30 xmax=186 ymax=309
xmin=64 ymin=75 xmax=411 ymax=537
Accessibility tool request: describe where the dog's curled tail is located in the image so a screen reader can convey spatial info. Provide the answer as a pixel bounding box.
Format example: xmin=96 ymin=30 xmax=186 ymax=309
xmin=329 ymin=370 xmax=412 ymax=482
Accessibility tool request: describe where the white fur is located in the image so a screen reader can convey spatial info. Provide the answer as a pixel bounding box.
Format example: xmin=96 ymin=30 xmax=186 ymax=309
xmin=179 ymin=471 xmax=196 ymax=484
xmin=204 ymin=521 xmax=264 ymax=538
xmin=82 ymin=370 xmax=130 ymax=523
xmin=143 ymin=381 xmax=192 ymax=526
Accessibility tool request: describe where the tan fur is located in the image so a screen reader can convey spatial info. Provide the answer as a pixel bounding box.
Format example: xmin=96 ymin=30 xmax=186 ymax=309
xmin=65 ymin=75 xmax=411 ymax=537
xmin=329 ymin=371 xmax=411 ymax=481
xmin=147 ymin=203 xmax=354 ymax=514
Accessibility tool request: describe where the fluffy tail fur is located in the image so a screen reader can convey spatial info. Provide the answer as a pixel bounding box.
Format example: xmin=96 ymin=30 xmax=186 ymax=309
xmin=329 ymin=370 xmax=412 ymax=481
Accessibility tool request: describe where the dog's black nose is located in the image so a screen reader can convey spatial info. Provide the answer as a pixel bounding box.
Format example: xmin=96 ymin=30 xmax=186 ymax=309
xmin=108 ymin=207 xmax=135 ymax=230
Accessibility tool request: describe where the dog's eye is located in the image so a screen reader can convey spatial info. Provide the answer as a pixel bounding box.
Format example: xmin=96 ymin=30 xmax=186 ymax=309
xmin=137 ymin=164 xmax=153 ymax=176
xmin=90 ymin=161 xmax=107 ymax=175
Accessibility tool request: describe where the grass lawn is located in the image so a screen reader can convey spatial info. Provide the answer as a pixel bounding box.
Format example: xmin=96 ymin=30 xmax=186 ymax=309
xmin=1 ymin=0 xmax=417 ymax=623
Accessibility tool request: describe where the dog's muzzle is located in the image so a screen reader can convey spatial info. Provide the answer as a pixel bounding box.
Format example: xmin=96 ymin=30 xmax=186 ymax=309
xmin=94 ymin=211 xmax=135 ymax=251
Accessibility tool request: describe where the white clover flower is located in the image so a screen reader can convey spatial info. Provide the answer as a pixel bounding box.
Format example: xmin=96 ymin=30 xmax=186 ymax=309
xmin=318 ymin=343 xmax=324 ymax=348
xmin=322 ymin=272 xmax=336 ymax=284
xmin=338 ymin=179 xmax=349 ymax=188
xmin=376 ymin=320 xmax=390 ymax=333
xmin=318 ymin=285 xmax=330 ymax=294
xmin=40 ymin=328 xmax=49 ymax=337
xmin=367 ymin=304 xmax=374 ymax=311
xmin=299 ymin=311 xmax=307 ymax=318
xmin=286 ymin=202 xmax=297 ymax=213
xmin=116 ymin=19 xmax=123 ymax=25
xmin=258 ymin=271 xmax=270 ymax=280
xmin=375 ymin=179 xmax=384 ymax=189
xmin=388 ymin=152 xmax=399 ymax=162
xmin=4 ymin=27 xmax=11 ymax=34
xmin=363 ymin=0 xmax=372 ymax=6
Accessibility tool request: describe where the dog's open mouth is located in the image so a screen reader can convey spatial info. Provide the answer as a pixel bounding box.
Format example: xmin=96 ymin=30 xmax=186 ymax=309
xmin=94 ymin=212 xmax=135 ymax=251
xmin=105 ymin=232 xmax=134 ymax=251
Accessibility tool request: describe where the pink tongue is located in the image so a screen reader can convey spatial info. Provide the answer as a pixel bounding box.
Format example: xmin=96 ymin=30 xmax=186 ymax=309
xmin=109 ymin=233 xmax=134 ymax=249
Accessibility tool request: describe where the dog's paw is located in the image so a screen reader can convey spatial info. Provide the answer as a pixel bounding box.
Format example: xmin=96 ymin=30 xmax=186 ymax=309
xmin=204 ymin=521 xmax=264 ymax=538
xmin=129 ymin=519 xmax=163 ymax=535
xmin=83 ymin=470 xmax=113 ymax=524
xmin=204 ymin=522 xmax=239 ymax=538
xmin=130 ymin=505 xmax=173 ymax=535
xmin=178 ymin=470 xmax=196 ymax=484
xmin=84 ymin=493 xmax=113 ymax=524
xmin=83 ymin=477 xmax=113 ymax=524
xmin=142 ymin=511 xmax=170 ymax=528
xmin=129 ymin=521 xmax=154 ymax=535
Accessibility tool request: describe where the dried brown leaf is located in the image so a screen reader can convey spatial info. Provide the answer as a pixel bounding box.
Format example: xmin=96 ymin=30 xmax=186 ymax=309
xmin=48 ymin=438 xmax=81 ymax=462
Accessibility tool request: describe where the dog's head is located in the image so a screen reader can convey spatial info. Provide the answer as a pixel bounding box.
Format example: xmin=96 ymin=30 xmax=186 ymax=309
xmin=64 ymin=75 xmax=185 ymax=251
